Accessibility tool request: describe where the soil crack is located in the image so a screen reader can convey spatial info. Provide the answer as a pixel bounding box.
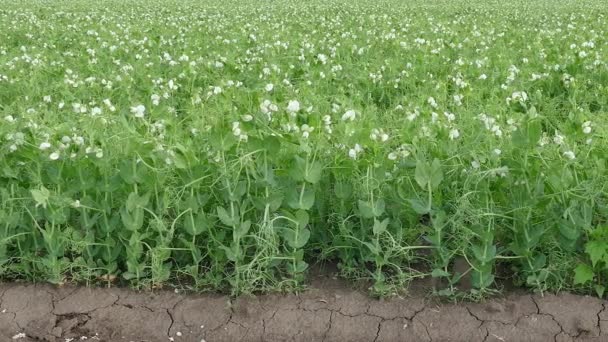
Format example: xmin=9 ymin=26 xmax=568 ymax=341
xmin=166 ymin=308 xmax=175 ymax=337
xmin=321 ymin=311 xmax=334 ymax=342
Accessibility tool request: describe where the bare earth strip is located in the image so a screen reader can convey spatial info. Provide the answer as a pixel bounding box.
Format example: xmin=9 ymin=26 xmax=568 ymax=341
xmin=0 ymin=282 xmax=606 ymax=342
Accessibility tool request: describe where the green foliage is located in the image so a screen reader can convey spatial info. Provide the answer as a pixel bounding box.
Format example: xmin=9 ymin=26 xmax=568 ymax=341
xmin=0 ymin=0 xmax=606 ymax=297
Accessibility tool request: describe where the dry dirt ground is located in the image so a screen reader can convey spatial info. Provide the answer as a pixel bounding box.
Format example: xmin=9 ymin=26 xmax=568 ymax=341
xmin=0 ymin=276 xmax=607 ymax=342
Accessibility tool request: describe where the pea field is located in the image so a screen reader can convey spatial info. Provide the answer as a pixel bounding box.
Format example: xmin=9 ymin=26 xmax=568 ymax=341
xmin=0 ymin=0 xmax=607 ymax=298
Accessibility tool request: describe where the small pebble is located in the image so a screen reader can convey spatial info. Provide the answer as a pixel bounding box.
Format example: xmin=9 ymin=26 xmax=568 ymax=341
xmin=176 ymin=332 xmax=182 ymax=337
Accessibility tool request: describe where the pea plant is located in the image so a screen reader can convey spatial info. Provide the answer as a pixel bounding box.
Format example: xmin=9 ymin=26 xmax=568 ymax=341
xmin=0 ymin=0 xmax=607 ymax=298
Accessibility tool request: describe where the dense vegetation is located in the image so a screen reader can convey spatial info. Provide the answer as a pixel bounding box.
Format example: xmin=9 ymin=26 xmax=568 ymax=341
xmin=0 ymin=0 xmax=607 ymax=297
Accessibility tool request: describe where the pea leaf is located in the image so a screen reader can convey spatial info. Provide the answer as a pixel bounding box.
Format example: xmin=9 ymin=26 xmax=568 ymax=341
xmin=304 ymin=161 xmax=322 ymax=184
xmin=573 ymin=264 xmax=594 ymax=285
xmin=286 ymin=186 xmax=315 ymax=210
xmin=295 ymin=210 xmax=309 ymax=229
xmin=373 ymin=198 xmax=385 ymax=217
xmin=31 ymin=187 xmax=50 ymax=209
xmin=282 ymin=228 xmax=311 ymax=249
xmin=234 ymin=220 xmax=251 ymax=240
xmin=408 ymin=198 xmax=429 ymax=215
xmin=415 ymin=159 xmax=429 ymax=189
xmin=216 ymin=206 xmax=234 ymax=226
xmin=585 ymin=241 xmax=608 ymax=267
xmin=431 ymin=268 xmax=450 ymax=278
xmin=373 ymin=218 xmax=389 ymax=235
xmin=430 ymin=158 xmax=443 ymax=189
xmin=358 ymin=200 xmax=375 ymax=219
xmin=334 ymin=182 xmax=352 ymax=200
xmin=183 ymin=212 xmax=209 ymax=236
xmin=595 ymin=285 xmax=605 ymax=298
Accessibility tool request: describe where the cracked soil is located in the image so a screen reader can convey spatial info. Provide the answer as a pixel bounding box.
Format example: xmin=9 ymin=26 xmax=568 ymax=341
xmin=0 ymin=277 xmax=606 ymax=342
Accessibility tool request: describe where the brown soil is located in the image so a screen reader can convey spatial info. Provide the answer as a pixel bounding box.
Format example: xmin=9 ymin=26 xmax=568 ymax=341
xmin=0 ymin=276 xmax=606 ymax=342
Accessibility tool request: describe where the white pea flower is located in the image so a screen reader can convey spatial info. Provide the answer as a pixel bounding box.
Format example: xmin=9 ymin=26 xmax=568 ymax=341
xmin=348 ymin=144 xmax=363 ymax=160
xmin=342 ymin=110 xmax=356 ymax=121
xmin=287 ymin=100 xmax=300 ymax=113
xmin=449 ymin=128 xmax=460 ymax=140
xmin=151 ymin=94 xmax=161 ymax=106
xmin=131 ymin=105 xmax=146 ymax=118
xmin=582 ymin=121 xmax=592 ymax=134
xmin=241 ymin=114 xmax=253 ymax=122
xmin=73 ymin=136 xmax=84 ymax=145
xmin=39 ymin=142 xmax=51 ymax=150
xmin=265 ymin=83 xmax=274 ymax=92
xmin=563 ymin=151 xmax=576 ymax=160
xmin=49 ymin=152 xmax=60 ymax=160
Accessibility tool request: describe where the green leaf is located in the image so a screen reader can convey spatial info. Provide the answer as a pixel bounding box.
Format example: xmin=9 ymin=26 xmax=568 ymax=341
xmin=304 ymin=161 xmax=322 ymax=184
xmin=361 ymin=241 xmax=379 ymax=255
xmin=532 ymin=254 xmax=547 ymax=271
xmin=220 ymin=245 xmax=240 ymax=262
xmin=286 ymin=186 xmax=315 ymax=210
xmin=414 ymin=159 xmax=429 ymax=189
xmin=595 ymin=285 xmax=605 ymax=298
xmin=573 ymin=264 xmax=594 ymax=285
xmin=512 ymin=119 xmax=542 ymax=149
xmin=295 ymin=260 xmax=308 ymax=273
xmin=334 ymin=181 xmax=352 ymax=200
xmin=173 ymin=153 xmax=188 ymax=169
xmin=234 ymin=220 xmax=251 ymax=240
xmin=31 ymin=187 xmax=50 ymax=209
xmin=299 ymin=188 xmax=315 ymax=210
xmin=429 ymin=158 xmax=443 ymax=189
xmin=126 ymin=192 xmax=150 ymax=212
xmin=288 ymin=156 xmax=306 ymax=182
xmin=358 ymin=200 xmax=375 ymax=219
xmin=210 ymin=131 xmax=236 ymax=152
xmin=120 ymin=207 xmax=144 ymax=231
xmin=527 ymin=120 xmax=542 ymax=146
xmin=283 ymin=228 xmax=311 ymax=249
xmin=408 ymin=198 xmax=429 ymax=215
xmin=471 ymin=244 xmax=497 ymax=264
xmin=183 ymin=211 xmax=209 ymax=236
xmin=229 ymin=181 xmax=247 ymax=202
xmin=267 ymin=192 xmax=283 ymax=211
xmin=558 ymin=219 xmax=580 ymax=241
xmin=216 ymin=206 xmax=234 ymax=226
xmin=373 ymin=218 xmax=390 ymax=235
xmin=431 ymin=268 xmax=450 ymax=278
xmin=373 ymin=198 xmax=385 ymax=217
xmin=585 ymin=241 xmax=608 ymax=267
xmin=295 ymin=210 xmax=309 ymax=229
